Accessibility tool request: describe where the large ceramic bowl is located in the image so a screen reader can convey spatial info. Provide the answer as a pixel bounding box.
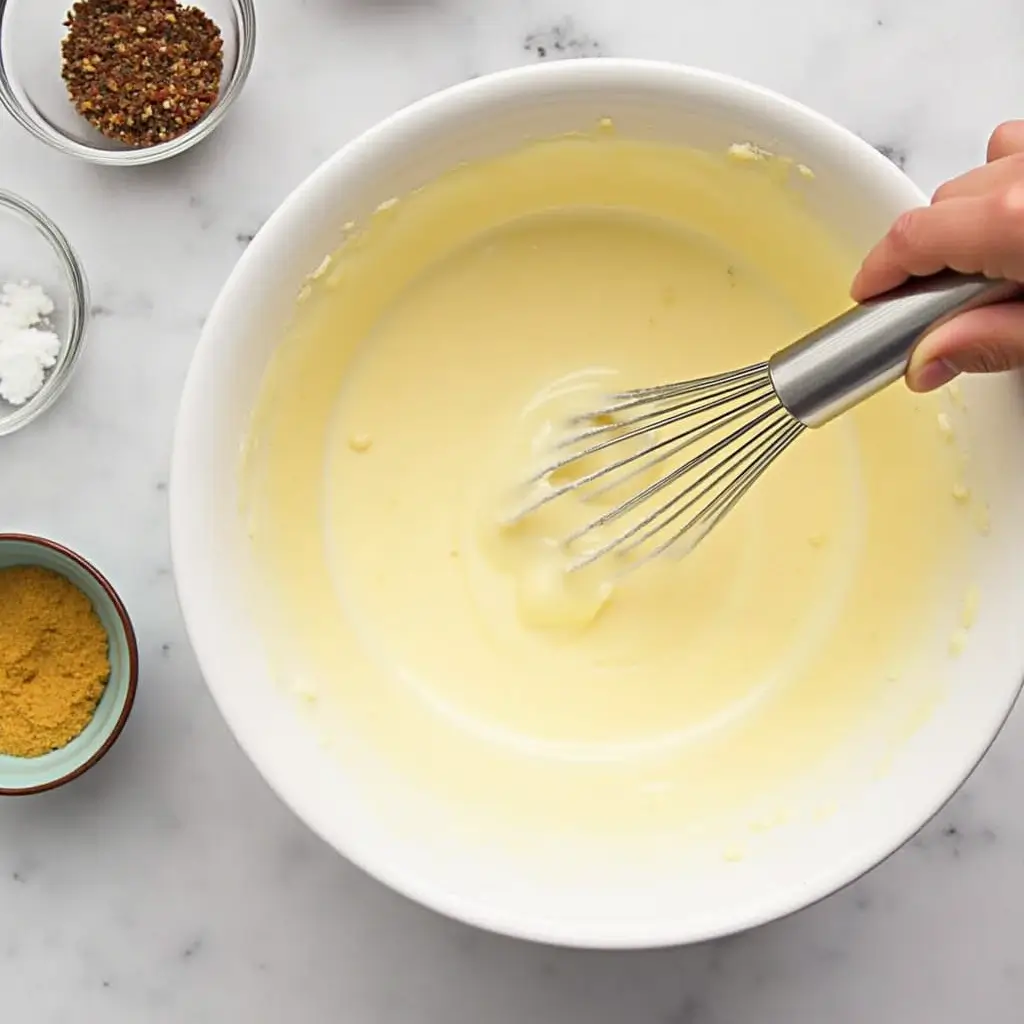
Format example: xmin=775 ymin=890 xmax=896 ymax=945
xmin=170 ymin=60 xmax=1024 ymax=948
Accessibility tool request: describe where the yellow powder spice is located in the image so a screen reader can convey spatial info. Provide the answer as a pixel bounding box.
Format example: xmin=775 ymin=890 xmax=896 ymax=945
xmin=0 ymin=565 xmax=110 ymax=758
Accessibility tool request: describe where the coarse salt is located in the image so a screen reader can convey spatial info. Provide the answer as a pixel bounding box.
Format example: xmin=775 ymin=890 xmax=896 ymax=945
xmin=0 ymin=281 xmax=61 ymax=406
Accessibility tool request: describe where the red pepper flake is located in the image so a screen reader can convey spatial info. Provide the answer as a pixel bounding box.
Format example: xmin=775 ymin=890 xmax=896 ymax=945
xmin=61 ymin=0 xmax=224 ymax=148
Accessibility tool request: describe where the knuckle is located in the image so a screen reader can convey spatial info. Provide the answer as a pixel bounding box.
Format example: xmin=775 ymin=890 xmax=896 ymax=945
xmin=931 ymin=181 xmax=954 ymax=204
xmin=887 ymin=209 xmax=923 ymax=253
xmin=997 ymin=183 xmax=1024 ymax=223
xmin=961 ymin=343 xmax=1020 ymax=375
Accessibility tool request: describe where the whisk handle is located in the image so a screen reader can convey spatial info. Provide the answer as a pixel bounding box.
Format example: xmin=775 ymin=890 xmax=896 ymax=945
xmin=768 ymin=270 xmax=1021 ymax=428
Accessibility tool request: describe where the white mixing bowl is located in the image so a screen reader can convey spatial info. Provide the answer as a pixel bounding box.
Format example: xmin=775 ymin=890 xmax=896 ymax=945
xmin=170 ymin=59 xmax=1024 ymax=948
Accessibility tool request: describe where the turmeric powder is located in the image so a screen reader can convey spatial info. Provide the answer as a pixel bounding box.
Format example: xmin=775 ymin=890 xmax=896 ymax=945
xmin=0 ymin=565 xmax=110 ymax=758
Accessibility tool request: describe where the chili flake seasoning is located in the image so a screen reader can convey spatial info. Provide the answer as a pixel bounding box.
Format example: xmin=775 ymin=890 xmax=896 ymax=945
xmin=61 ymin=0 xmax=224 ymax=148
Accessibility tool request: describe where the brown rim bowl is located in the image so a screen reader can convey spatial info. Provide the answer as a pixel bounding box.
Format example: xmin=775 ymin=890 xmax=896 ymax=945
xmin=0 ymin=533 xmax=138 ymax=795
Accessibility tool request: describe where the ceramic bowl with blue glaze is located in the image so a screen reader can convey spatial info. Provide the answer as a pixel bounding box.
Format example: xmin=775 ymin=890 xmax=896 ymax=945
xmin=0 ymin=534 xmax=138 ymax=795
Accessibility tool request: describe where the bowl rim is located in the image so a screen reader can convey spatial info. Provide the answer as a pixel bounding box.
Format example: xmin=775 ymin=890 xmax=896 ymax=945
xmin=0 ymin=188 xmax=90 ymax=436
xmin=170 ymin=57 xmax=1024 ymax=947
xmin=0 ymin=532 xmax=139 ymax=795
xmin=0 ymin=0 xmax=257 ymax=166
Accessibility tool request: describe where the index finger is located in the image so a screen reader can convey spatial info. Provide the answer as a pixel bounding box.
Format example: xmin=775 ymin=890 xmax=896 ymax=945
xmin=850 ymin=194 xmax=1010 ymax=301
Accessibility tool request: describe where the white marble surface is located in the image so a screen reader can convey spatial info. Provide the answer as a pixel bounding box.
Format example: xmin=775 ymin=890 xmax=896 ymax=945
xmin=2 ymin=0 xmax=1024 ymax=1019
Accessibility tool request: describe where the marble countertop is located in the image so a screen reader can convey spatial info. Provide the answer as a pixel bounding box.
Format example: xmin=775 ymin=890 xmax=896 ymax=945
xmin=3 ymin=0 xmax=1024 ymax=1020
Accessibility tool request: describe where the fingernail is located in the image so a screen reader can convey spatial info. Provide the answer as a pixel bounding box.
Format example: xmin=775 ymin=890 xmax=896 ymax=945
xmin=909 ymin=358 xmax=959 ymax=393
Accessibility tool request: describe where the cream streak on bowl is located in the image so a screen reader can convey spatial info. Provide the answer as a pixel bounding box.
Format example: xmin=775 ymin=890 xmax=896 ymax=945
xmin=239 ymin=131 xmax=974 ymax=853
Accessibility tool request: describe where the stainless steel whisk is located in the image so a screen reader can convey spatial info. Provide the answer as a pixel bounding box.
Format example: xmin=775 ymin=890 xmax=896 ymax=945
xmin=518 ymin=271 xmax=1020 ymax=572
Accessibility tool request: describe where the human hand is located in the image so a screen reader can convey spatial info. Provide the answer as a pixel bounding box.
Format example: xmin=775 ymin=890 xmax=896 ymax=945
xmin=850 ymin=121 xmax=1024 ymax=392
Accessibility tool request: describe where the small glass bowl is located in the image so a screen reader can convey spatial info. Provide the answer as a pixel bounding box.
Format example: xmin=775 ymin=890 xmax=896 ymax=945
xmin=0 ymin=0 xmax=256 ymax=166
xmin=0 ymin=190 xmax=89 ymax=437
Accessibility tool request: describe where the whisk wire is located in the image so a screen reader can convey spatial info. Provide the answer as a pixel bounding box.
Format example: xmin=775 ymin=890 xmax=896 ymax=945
xmin=517 ymin=360 xmax=812 ymax=574
xmin=617 ymin=410 xmax=798 ymax=554
xmin=602 ymin=362 xmax=770 ymax=407
xmin=519 ymin=396 xmax=764 ymax=525
xmin=561 ymin=369 xmax=774 ymax=445
xmin=581 ymin=389 xmax=779 ymax=503
xmin=533 ymin=378 xmax=774 ymax=487
xmin=629 ymin=417 xmax=804 ymax=568
xmin=567 ymin=407 xmax=802 ymax=569
xmin=566 ymin=402 xmax=783 ymax=545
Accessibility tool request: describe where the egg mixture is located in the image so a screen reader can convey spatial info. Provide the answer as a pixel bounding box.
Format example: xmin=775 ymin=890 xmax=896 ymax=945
xmin=241 ymin=133 xmax=969 ymax=843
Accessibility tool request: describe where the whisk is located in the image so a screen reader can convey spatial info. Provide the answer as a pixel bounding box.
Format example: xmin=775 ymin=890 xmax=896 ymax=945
xmin=517 ymin=270 xmax=1020 ymax=572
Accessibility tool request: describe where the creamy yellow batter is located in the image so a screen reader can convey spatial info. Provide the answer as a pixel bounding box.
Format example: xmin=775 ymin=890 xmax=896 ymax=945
xmin=242 ymin=133 xmax=971 ymax=846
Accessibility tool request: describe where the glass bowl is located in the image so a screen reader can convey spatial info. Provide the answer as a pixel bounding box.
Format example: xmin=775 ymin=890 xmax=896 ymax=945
xmin=0 ymin=0 xmax=256 ymax=165
xmin=0 ymin=190 xmax=89 ymax=436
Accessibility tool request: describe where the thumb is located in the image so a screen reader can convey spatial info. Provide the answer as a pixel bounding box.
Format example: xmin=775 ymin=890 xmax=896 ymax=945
xmin=906 ymin=302 xmax=1024 ymax=392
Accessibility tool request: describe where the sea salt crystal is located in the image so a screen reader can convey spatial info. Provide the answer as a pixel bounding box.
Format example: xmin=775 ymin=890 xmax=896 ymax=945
xmin=0 ymin=281 xmax=60 ymax=406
